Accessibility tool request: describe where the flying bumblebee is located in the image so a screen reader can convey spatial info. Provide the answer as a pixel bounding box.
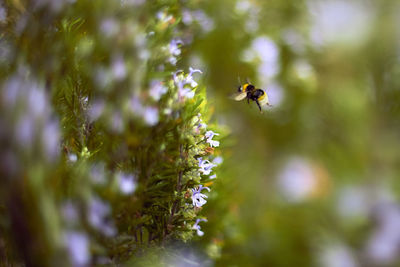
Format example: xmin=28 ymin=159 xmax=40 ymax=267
xmin=233 ymin=82 xmax=271 ymax=112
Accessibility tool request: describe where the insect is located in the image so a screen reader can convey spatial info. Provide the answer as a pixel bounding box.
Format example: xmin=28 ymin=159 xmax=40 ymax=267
xmin=233 ymin=82 xmax=271 ymax=112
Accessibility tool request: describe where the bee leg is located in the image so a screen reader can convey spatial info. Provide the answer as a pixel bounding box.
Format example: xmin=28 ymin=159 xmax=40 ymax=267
xmin=256 ymin=100 xmax=262 ymax=113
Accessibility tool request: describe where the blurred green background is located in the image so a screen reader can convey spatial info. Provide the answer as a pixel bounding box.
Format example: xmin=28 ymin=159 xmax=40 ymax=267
xmin=187 ymin=0 xmax=400 ymax=266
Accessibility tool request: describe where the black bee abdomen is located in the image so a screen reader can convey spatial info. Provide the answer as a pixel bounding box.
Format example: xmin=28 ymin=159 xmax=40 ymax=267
xmin=250 ymin=89 xmax=264 ymax=100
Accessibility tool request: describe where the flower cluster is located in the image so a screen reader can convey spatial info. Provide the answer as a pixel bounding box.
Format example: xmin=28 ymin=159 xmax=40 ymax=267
xmin=174 ymin=67 xmax=203 ymax=100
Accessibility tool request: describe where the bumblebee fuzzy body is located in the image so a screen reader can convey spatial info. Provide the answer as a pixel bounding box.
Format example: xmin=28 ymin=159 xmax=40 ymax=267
xmin=234 ymin=83 xmax=270 ymax=112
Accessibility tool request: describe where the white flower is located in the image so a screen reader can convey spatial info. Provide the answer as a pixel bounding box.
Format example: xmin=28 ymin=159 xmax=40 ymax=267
xmin=205 ymin=130 xmax=220 ymax=147
xmin=68 ymin=153 xmax=77 ymax=163
xmin=192 ymin=185 xmax=210 ymax=207
xmin=198 ymin=157 xmax=216 ymax=175
xmin=169 ymin=39 xmax=183 ymax=56
xmin=118 ymin=173 xmax=137 ymax=194
xmin=193 ymin=218 xmax=208 ymax=236
xmin=143 ymin=106 xmax=159 ymax=126
xmin=111 ymin=55 xmax=126 ymax=81
xmin=194 ymin=113 xmax=207 ymax=134
xmin=169 ymin=56 xmax=178 ymax=65
xmin=149 ymin=80 xmax=168 ymax=101
xmin=174 ymin=67 xmax=202 ymax=100
xmin=213 ymin=156 xmax=223 ymax=165
xmin=64 ymin=231 xmax=90 ymax=266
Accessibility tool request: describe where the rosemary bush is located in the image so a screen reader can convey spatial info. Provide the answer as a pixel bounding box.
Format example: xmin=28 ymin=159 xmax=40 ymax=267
xmin=0 ymin=0 xmax=223 ymax=265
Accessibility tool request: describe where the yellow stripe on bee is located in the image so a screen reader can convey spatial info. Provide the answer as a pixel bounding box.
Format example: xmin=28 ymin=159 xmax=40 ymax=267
xmin=243 ymin=83 xmax=249 ymax=92
xmin=259 ymin=91 xmax=270 ymax=106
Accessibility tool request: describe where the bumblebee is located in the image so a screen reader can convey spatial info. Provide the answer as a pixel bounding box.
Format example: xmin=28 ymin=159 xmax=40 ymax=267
xmin=233 ymin=83 xmax=271 ymax=112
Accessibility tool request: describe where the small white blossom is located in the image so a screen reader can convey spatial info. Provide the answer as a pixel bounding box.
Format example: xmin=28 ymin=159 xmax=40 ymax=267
xmin=149 ymin=80 xmax=168 ymax=101
xmin=100 ymin=18 xmax=119 ymax=38
xmin=205 ymin=130 xmax=220 ymax=147
xmin=169 ymin=39 xmax=183 ymax=56
xmin=117 ymin=173 xmax=137 ymax=194
xmin=143 ymin=106 xmax=159 ymax=126
xmin=198 ymin=157 xmax=216 ymax=175
xmin=192 ymin=185 xmax=210 ymax=207
xmin=213 ymin=156 xmax=223 ymax=165
xmin=174 ymin=67 xmax=202 ymax=100
xmin=68 ymin=153 xmax=77 ymax=163
xmin=193 ymin=218 xmax=208 ymax=236
xmin=156 ymin=11 xmax=173 ymax=23
xmin=169 ymin=56 xmax=178 ymax=65
xmin=111 ymin=55 xmax=126 ymax=81
xmin=210 ymin=174 xmax=217 ymax=179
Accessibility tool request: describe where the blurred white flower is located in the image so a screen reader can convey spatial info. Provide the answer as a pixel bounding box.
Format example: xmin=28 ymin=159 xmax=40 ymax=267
xmin=319 ymin=243 xmax=358 ymax=267
xmin=0 ymin=5 xmax=7 ymax=23
xmin=88 ymin=100 xmax=105 ymax=122
xmin=193 ymin=10 xmax=214 ymax=33
xmin=64 ymin=231 xmax=90 ymax=266
xmin=111 ymin=112 xmax=124 ymax=133
xmin=100 ymin=18 xmax=119 ymax=38
xmin=88 ymin=197 xmax=116 ymax=237
xmin=193 ymin=218 xmax=207 ymax=236
xmin=62 ymin=202 xmax=79 ymax=223
xmin=294 ymin=59 xmax=314 ymax=80
xmin=169 ymin=56 xmax=178 ymax=65
xmin=42 ymin=120 xmax=61 ymax=160
xmin=117 ymin=173 xmax=137 ymax=194
xmin=111 ymin=55 xmax=126 ymax=81
xmin=282 ymin=29 xmax=305 ymax=54
xmin=242 ymin=36 xmax=280 ymax=82
xmin=182 ymin=9 xmax=193 ymax=25
xmin=366 ymin=204 xmax=400 ymax=264
xmin=143 ymin=106 xmax=159 ymax=126
xmin=213 ymin=156 xmax=223 ymax=165
xmin=68 ymin=153 xmax=77 ymax=163
xmin=90 ymin=164 xmax=106 ymax=185
xmin=308 ymin=0 xmax=373 ymax=47
xmin=149 ymin=80 xmax=168 ymax=101
xmin=337 ymin=186 xmax=368 ymax=219
xmin=277 ymin=157 xmax=316 ymax=202
xmin=156 ymin=11 xmax=173 ymax=23
xmin=16 ymin=115 xmax=35 ymax=147
xmin=169 ymin=39 xmax=183 ymax=56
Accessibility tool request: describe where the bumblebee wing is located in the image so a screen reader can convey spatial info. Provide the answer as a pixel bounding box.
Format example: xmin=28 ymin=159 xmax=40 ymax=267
xmin=231 ymin=92 xmax=247 ymax=101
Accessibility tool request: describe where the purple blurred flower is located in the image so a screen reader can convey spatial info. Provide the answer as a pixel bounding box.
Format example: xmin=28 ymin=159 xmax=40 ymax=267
xmin=143 ymin=107 xmax=159 ymax=126
xmin=118 ymin=173 xmax=137 ymax=194
xmin=64 ymin=231 xmax=90 ymax=266
xmin=193 ymin=218 xmax=208 ymax=236
xmin=88 ymin=197 xmax=116 ymax=237
xmin=149 ymin=80 xmax=168 ymax=101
